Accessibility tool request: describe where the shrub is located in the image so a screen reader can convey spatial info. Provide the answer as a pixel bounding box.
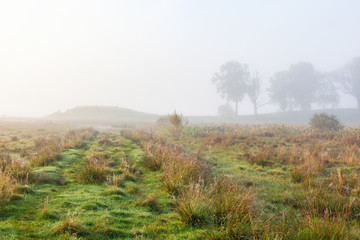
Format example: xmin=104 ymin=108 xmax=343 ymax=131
xmin=309 ymin=113 xmax=343 ymax=131
xmin=169 ymin=111 xmax=185 ymax=139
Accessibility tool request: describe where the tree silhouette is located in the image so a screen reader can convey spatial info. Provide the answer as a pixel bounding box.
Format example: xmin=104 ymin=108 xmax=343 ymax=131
xmin=246 ymin=72 xmax=265 ymax=115
xmin=317 ymin=73 xmax=340 ymax=109
xmin=212 ymin=61 xmax=249 ymax=116
xmin=342 ymin=57 xmax=360 ymax=109
xmin=269 ymin=62 xmax=321 ymax=111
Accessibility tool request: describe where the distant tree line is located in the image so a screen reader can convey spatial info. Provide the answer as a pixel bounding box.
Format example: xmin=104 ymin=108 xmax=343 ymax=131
xmin=212 ymin=57 xmax=360 ymax=115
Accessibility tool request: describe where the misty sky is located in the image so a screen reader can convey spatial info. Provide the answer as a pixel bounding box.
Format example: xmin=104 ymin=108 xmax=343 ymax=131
xmin=1 ymin=0 xmax=359 ymax=117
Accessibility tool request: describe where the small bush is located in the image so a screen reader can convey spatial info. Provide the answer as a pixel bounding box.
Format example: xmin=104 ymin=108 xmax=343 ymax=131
xmin=169 ymin=111 xmax=185 ymax=139
xmin=309 ymin=113 xmax=344 ymax=131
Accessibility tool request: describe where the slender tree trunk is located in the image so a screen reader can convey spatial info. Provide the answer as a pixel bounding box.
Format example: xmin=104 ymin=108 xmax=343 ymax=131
xmin=235 ymin=101 xmax=238 ymax=116
xmin=253 ymin=102 xmax=258 ymax=115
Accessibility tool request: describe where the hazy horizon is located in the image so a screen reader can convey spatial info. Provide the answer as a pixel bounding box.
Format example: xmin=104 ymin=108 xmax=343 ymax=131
xmin=1 ymin=0 xmax=360 ymax=117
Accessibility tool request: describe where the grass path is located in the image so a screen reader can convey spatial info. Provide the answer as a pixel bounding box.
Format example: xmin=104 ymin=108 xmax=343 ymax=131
xmin=0 ymin=136 xmax=200 ymax=239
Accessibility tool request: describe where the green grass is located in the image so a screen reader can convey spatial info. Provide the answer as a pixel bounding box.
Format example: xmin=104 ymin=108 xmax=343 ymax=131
xmin=0 ymin=136 xmax=202 ymax=239
xmin=3 ymin=124 xmax=360 ymax=239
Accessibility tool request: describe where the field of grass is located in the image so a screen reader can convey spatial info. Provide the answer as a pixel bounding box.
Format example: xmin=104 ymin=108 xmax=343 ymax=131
xmin=1 ymin=120 xmax=360 ymax=239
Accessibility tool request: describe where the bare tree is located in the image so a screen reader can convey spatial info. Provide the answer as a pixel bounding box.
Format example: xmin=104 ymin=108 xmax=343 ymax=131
xmin=246 ymin=72 xmax=266 ymax=115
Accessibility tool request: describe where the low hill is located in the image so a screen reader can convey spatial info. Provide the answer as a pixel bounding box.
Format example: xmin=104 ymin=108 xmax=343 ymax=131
xmin=45 ymin=106 xmax=159 ymax=125
xmin=44 ymin=106 xmax=359 ymax=127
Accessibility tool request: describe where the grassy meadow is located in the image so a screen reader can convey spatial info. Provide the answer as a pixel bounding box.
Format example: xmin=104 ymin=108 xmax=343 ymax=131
xmin=1 ymin=119 xmax=360 ymax=239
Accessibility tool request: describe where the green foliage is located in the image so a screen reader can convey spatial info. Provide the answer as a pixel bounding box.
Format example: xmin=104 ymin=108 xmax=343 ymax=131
xmin=309 ymin=113 xmax=344 ymax=131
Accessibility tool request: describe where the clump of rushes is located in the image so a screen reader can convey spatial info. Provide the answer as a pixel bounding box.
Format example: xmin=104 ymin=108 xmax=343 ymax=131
xmin=118 ymin=154 xmax=137 ymax=182
xmin=175 ymin=182 xmax=213 ymax=225
xmin=0 ymin=169 xmax=16 ymax=204
xmin=293 ymin=215 xmax=351 ymax=240
xmin=53 ymin=211 xmax=90 ymax=237
xmin=162 ymin=154 xmax=211 ymax=195
xmin=176 ymin=177 xmax=256 ymax=238
xmin=108 ymin=173 xmax=123 ymax=188
xmin=30 ymin=136 xmax=64 ymax=166
xmin=139 ymin=136 xmax=211 ymax=195
xmin=79 ymin=153 xmax=109 ymax=184
xmin=141 ymin=141 xmax=170 ymax=171
xmin=80 ymin=163 xmax=107 ymax=184
xmin=0 ymin=153 xmax=31 ymax=183
xmin=42 ymin=196 xmax=49 ymax=216
xmin=141 ymin=195 xmax=162 ymax=212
